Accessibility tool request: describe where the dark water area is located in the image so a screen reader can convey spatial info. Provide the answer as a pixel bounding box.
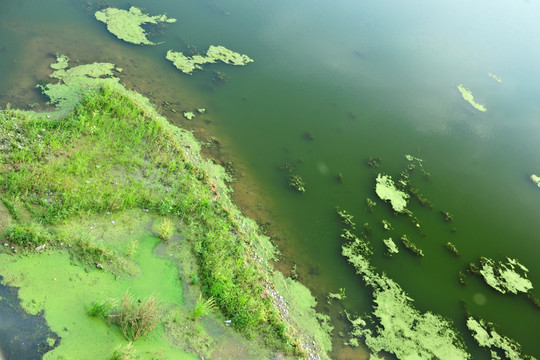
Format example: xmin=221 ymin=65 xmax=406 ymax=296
xmin=1 ymin=0 xmax=539 ymax=358
xmin=0 ymin=277 xmax=58 ymax=360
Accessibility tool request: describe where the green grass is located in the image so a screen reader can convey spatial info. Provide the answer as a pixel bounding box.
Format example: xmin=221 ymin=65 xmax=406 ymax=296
xmin=0 ymin=86 xmax=298 ymax=353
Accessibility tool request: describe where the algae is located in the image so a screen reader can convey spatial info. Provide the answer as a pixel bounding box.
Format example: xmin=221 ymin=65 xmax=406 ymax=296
xmin=488 ymin=73 xmax=503 ymax=83
xmin=95 ymin=7 xmax=176 ymax=45
xmin=467 ymin=316 xmax=536 ymax=360
xmin=476 ymin=257 xmax=533 ymax=295
xmin=183 ymin=111 xmax=195 ymax=120
xmin=37 ymin=54 xmax=121 ymax=116
xmin=166 ymin=45 xmax=253 ymax=75
xmin=375 ymin=173 xmax=409 ymax=213
xmin=457 ymin=84 xmax=487 ymax=112
xmin=383 ymin=238 xmax=399 ymax=255
xmin=530 ymin=174 xmax=540 ymax=188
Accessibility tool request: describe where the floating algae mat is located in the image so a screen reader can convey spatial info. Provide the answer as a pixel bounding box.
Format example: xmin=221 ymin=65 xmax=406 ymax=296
xmin=334 ymin=156 xmax=537 ymax=359
xmin=166 ymin=45 xmax=254 ymax=74
xmin=457 ymin=84 xmax=487 ymax=112
xmin=95 ymin=6 xmax=176 ymax=45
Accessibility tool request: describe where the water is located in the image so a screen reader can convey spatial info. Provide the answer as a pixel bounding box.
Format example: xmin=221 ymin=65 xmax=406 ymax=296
xmin=1 ymin=0 xmax=539 ymax=358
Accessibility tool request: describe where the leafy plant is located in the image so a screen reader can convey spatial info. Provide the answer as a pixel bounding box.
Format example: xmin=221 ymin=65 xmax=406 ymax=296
xmin=110 ymin=342 xmax=137 ymax=360
xmin=157 ymin=218 xmax=174 ymax=241
xmin=86 ymin=298 xmax=117 ymax=319
xmin=5 ymin=223 xmax=51 ymax=247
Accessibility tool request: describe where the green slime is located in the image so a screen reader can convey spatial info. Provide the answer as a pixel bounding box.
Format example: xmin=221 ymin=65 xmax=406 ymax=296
xmin=166 ymin=45 xmax=254 ymax=75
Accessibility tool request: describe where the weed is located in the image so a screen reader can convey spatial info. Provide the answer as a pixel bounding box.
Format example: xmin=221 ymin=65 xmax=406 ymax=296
xmin=117 ymin=291 xmax=160 ymax=342
xmin=192 ymin=294 xmax=216 ymax=321
xmin=157 ymin=218 xmax=174 ymax=241
xmin=86 ymin=298 xmax=117 ymax=320
xmin=5 ymin=223 xmax=51 ymax=247
xmin=110 ymin=342 xmax=137 ymax=360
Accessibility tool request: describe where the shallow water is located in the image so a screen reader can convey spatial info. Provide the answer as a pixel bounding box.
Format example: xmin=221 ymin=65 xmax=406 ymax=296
xmin=1 ymin=0 xmax=539 ymax=358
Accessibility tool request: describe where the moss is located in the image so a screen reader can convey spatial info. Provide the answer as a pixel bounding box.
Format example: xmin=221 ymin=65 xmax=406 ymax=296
xmin=530 ymin=174 xmax=540 ymax=188
xmin=457 ymin=84 xmax=487 ymax=112
xmin=95 ymin=7 xmax=176 ymax=45
xmin=166 ymin=45 xmax=253 ymax=75
xmin=375 ymin=174 xmax=409 ymax=213
xmin=467 ymin=316 xmax=535 ymax=360
xmin=477 ymin=257 xmax=533 ymax=295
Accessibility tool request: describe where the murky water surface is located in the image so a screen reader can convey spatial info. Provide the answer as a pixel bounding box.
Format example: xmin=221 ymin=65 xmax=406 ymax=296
xmin=1 ymin=0 xmax=539 ymax=358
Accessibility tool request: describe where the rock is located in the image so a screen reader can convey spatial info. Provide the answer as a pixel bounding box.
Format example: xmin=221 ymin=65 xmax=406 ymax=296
xmin=96 ymin=263 xmax=104 ymax=269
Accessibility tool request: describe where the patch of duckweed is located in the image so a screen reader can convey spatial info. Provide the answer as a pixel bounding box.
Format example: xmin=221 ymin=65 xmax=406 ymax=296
xmin=467 ymin=316 xmax=536 ymax=360
xmin=166 ymin=45 xmax=253 ymax=75
xmin=37 ymin=54 xmax=121 ymax=115
xmin=95 ymin=7 xmax=176 ymax=45
xmin=375 ymin=174 xmax=409 ymax=213
xmin=475 ymin=257 xmax=533 ymax=295
xmin=457 ymin=84 xmax=487 ymax=112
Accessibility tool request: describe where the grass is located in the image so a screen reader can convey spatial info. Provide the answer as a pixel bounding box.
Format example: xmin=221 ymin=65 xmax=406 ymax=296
xmin=117 ymin=291 xmax=160 ymax=342
xmin=0 ymin=86 xmax=298 ymax=354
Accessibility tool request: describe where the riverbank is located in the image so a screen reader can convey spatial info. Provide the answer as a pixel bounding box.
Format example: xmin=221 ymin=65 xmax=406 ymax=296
xmin=0 ymin=80 xmax=332 ymax=358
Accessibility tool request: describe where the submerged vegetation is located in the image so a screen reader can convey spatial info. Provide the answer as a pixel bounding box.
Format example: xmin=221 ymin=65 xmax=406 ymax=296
xmin=473 ymin=257 xmax=533 ymax=295
xmin=374 ymin=173 xmax=409 ymax=213
xmin=95 ymin=7 xmax=176 ymax=45
xmin=166 ymin=45 xmax=254 ymax=74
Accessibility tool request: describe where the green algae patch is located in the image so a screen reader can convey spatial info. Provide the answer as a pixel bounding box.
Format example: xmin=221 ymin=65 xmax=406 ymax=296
xmin=375 ymin=173 xmax=409 ymax=213
xmin=530 ymin=174 xmax=540 ymax=188
xmin=476 ymin=257 xmax=533 ymax=295
xmin=467 ymin=316 xmax=536 ymax=360
xmin=37 ymin=54 xmax=122 ymax=116
xmin=0 ymin=235 xmax=195 ymax=360
xmin=488 ymin=73 xmax=503 ymax=83
xmin=183 ymin=111 xmax=195 ymax=120
xmin=383 ymin=238 xmax=399 ymax=255
xmin=457 ymin=84 xmax=487 ymax=112
xmin=95 ymin=7 xmax=176 ymax=45
xmin=166 ymin=45 xmax=254 ymax=75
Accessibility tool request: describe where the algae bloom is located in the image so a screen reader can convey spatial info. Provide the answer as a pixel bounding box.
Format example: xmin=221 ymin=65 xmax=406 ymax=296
xmin=457 ymin=84 xmax=487 ymax=112
xmin=95 ymin=7 xmax=176 ymax=45
xmin=375 ymin=174 xmax=409 ymax=213
xmin=478 ymin=257 xmax=533 ymax=295
xmin=166 ymin=45 xmax=253 ymax=75
xmin=488 ymin=73 xmax=503 ymax=83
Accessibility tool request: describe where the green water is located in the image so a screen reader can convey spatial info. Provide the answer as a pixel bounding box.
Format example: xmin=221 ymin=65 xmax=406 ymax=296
xmin=1 ymin=0 xmax=539 ymax=358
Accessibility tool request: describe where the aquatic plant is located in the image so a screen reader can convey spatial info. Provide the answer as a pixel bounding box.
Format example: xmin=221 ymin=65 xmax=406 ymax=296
xmin=111 ymin=342 xmax=137 ymax=360
xmin=476 ymin=257 xmax=533 ymax=294
xmin=166 ymin=45 xmax=253 ymax=75
xmin=37 ymin=54 xmax=121 ymax=115
xmin=488 ymin=73 xmax=503 ymax=83
xmin=467 ymin=316 xmax=535 ymax=360
xmin=366 ymin=198 xmax=376 ymax=212
xmin=327 ymin=288 xmax=347 ymax=302
xmin=375 ymin=174 xmax=409 ymax=213
xmin=288 ymin=174 xmax=306 ymax=193
xmin=383 ymin=238 xmax=399 ymax=256
xmin=337 ymin=208 xmax=356 ymax=229
xmin=457 ymin=84 xmax=487 ymax=112
xmin=381 ymin=219 xmax=392 ymax=231
xmin=366 ymin=157 xmax=381 ymax=167
xmin=335 ymin=173 xmax=344 ymax=183
xmin=445 ymin=242 xmax=460 ymax=257
xmin=86 ymin=298 xmax=117 ymax=319
xmin=5 ymin=223 xmax=51 ymax=248
xmin=95 ymin=7 xmax=176 ymax=45
xmin=441 ymin=211 xmax=454 ymax=222
xmin=530 ymin=174 xmax=540 ymax=188
xmin=117 ymin=292 xmax=160 ymax=341
xmin=183 ymin=111 xmax=195 ymax=120
xmin=399 ymin=234 xmax=424 ymax=257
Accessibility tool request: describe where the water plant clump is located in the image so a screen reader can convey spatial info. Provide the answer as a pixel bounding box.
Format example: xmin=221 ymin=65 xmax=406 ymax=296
xmin=530 ymin=174 xmax=540 ymax=188
xmin=399 ymin=234 xmax=424 ymax=257
xmin=37 ymin=54 xmax=122 ymax=115
xmin=457 ymin=84 xmax=487 ymax=112
xmin=183 ymin=111 xmax=195 ymax=120
xmin=474 ymin=257 xmax=533 ymax=295
xmin=366 ymin=197 xmax=376 ymax=212
xmin=375 ymin=173 xmax=409 ymax=213
xmin=166 ymin=45 xmax=253 ymax=75
xmin=445 ymin=242 xmax=460 ymax=257
xmin=467 ymin=316 xmax=536 ymax=360
xmin=381 ymin=219 xmax=392 ymax=231
xmin=488 ymin=73 xmax=503 ymax=83
xmin=337 ymin=208 xmax=356 ymax=229
xmin=383 ymin=238 xmax=399 ymax=256
xmin=441 ymin=211 xmax=454 ymax=222
xmin=366 ymin=157 xmax=381 ymax=167
xmin=95 ymin=7 xmax=176 ymax=45
xmin=288 ymin=174 xmax=306 ymax=193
